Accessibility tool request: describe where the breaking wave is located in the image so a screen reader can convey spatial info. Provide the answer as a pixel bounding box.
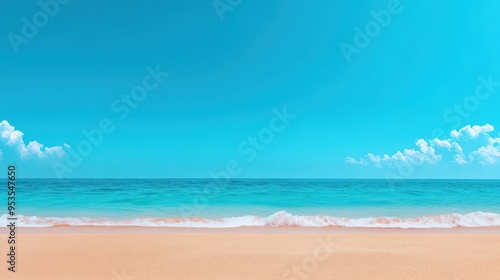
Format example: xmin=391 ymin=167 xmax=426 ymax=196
xmin=2 ymin=211 xmax=500 ymax=228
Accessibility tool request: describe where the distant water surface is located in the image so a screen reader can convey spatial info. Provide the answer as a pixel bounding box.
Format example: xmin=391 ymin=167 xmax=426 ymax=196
xmin=2 ymin=179 xmax=500 ymax=228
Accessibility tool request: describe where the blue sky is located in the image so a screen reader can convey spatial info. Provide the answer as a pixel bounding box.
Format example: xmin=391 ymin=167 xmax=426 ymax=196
xmin=1 ymin=0 xmax=500 ymax=178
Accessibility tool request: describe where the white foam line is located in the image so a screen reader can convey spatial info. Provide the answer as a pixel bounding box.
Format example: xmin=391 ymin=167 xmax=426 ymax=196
xmin=2 ymin=211 xmax=500 ymax=228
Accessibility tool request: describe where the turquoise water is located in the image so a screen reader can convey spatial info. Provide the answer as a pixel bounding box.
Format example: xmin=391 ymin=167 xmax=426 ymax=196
xmin=2 ymin=179 xmax=500 ymax=228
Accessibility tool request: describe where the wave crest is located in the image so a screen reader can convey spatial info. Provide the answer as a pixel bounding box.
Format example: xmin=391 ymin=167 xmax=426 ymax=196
xmin=2 ymin=211 xmax=500 ymax=228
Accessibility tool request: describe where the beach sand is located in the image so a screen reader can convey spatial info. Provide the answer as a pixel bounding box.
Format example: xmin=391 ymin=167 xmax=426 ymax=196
xmin=1 ymin=227 xmax=500 ymax=280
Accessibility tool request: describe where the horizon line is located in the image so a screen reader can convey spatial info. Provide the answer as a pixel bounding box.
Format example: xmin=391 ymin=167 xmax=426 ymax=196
xmin=12 ymin=177 xmax=500 ymax=180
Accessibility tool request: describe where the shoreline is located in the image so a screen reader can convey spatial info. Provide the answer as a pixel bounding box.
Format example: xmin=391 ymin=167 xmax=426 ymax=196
xmin=3 ymin=225 xmax=500 ymax=234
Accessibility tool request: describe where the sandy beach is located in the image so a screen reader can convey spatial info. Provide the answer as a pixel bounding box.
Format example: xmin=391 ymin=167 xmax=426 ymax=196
xmin=1 ymin=227 xmax=500 ymax=280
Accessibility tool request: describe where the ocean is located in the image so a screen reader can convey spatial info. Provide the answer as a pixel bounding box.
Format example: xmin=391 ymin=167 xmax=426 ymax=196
xmin=2 ymin=179 xmax=500 ymax=228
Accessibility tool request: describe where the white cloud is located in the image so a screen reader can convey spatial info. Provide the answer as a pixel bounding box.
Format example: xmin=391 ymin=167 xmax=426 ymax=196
xmin=432 ymin=138 xmax=452 ymax=149
xmin=347 ymin=124 xmax=500 ymax=168
xmin=454 ymin=154 xmax=469 ymax=165
xmin=450 ymin=124 xmax=494 ymax=139
xmin=0 ymin=120 xmax=69 ymax=161
xmin=470 ymin=136 xmax=500 ymax=165
xmin=345 ymin=157 xmax=368 ymax=166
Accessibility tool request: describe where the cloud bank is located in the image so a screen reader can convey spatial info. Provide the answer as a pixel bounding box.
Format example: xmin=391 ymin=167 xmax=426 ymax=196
xmin=346 ymin=124 xmax=500 ymax=168
xmin=0 ymin=120 xmax=70 ymax=161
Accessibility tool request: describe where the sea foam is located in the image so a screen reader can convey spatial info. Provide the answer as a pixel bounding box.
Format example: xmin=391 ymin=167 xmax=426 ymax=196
xmin=2 ymin=211 xmax=500 ymax=228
